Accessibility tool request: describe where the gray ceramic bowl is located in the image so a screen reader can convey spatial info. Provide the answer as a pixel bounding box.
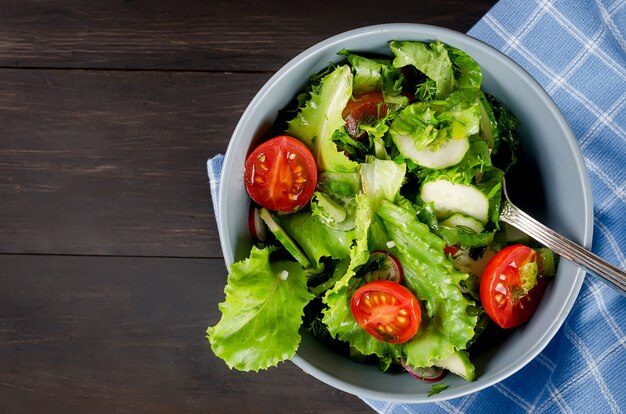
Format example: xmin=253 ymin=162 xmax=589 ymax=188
xmin=217 ymin=24 xmax=592 ymax=402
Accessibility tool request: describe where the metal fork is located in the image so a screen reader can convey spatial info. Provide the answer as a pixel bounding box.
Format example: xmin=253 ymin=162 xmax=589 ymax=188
xmin=499 ymin=179 xmax=626 ymax=295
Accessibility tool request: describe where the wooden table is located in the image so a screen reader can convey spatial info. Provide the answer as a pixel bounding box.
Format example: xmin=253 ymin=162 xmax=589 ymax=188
xmin=0 ymin=1 xmax=496 ymax=412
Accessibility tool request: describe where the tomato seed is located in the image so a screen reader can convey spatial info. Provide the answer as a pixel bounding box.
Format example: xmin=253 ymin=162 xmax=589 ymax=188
xmin=397 ymin=316 xmax=406 ymax=324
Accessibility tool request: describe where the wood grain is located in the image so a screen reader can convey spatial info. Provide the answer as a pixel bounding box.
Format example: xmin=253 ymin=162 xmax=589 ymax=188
xmin=0 ymin=68 xmax=271 ymax=257
xmin=0 ymin=0 xmax=496 ymax=71
xmin=0 ymin=255 xmax=369 ymax=414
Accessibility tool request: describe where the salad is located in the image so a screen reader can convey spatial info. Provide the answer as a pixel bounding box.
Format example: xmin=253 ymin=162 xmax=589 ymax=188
xmin=207 ymin=40 xmax=557 ymax=382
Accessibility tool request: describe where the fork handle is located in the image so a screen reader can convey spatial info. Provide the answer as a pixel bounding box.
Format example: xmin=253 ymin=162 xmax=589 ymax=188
xmin=500 ymin=199 xmax=626 ymax=295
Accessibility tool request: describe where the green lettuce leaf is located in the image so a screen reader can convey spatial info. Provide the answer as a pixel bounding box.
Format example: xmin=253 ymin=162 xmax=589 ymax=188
xmin=279 ymin=211 xmax=354 ymax=268
xmin=339 ymin=49 xmax=409 ymax=107
xmin=381 ymin=65 xmax=410 ymax=107
xmin=446 ymin=46 xmax=482 ymax=99
xmin=286 ymin=65 xmax=358 ymax=172
xmin=359 ymin=156 xmax=406 ymax=207
xmin=339 ymin=49 xmax=384 ymax=94
xmin=390 ymin=96 xmax=480 ymax=152
xmin=390 ymin=103 xmax=440 ymax=150
xmin=377 ymin=199 xmax=478 ymax=367
xmin=207 ymin=246 xmax=314 ymax=371
xmin=390 ymin=40 xmax=455 ymax=99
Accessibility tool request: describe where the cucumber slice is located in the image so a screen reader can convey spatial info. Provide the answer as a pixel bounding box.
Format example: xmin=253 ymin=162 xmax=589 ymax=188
xmin=258 ymin=208 xmax=311 ymax=268
xmin=440 ymin=213 xmax=485 ymax=234
xmin=400 ymin=360 xmax=447 ymax=382
xmin=435 ymin=350 xmax=475 ymax=381
xmin=393 ymin=134 xmax=469 ymax=169
xmin=420 ymin=179 xmax=489 ymax=223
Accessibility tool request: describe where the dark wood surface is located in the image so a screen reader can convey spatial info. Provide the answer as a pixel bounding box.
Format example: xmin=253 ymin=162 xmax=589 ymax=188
xmin=0 ymin=1 xmax=496 ymax=413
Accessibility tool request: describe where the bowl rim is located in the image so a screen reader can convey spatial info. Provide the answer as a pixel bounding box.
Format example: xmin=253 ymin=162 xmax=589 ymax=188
xmin=217 ymin=23 xmax=593 ymax=403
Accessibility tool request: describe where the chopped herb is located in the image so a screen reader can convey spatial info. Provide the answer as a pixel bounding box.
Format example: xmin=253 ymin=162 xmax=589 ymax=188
xmin=428 ymin=383 xmax=449 ymax=397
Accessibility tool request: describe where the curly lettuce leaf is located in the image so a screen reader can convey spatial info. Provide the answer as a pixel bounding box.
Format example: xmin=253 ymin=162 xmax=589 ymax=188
xmin=286 ymin=65 xmax=358 ymax=172
xmin=390 ymin=40 xmax=455 ymax=99
xmin=207 ymin=246 xmax=314 ymax=371
xmin=377 ymin=199 xmax=477 ymax=367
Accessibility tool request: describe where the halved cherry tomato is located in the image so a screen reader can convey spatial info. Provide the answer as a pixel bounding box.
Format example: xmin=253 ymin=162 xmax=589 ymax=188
xmin=351 ymin=280 xmax=421 ymax=344
xmin=342 ymin=92 xmax=388 ymax=139
xmin=244 ymin=135 xmax=317 ymax=212
xmin=480 ymin=244 xmax=548 ymax=329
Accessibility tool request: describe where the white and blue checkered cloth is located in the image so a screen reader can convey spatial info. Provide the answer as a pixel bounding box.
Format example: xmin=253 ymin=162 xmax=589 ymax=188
xmin=207 ymin=1 xmax=625 ymax=411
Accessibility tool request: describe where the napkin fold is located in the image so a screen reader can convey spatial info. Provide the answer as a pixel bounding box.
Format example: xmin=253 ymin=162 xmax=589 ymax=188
xmin=207 ymin=1 xmax=625 ymax=412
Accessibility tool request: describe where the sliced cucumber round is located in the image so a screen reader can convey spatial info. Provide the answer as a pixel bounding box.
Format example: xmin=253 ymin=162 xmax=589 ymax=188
xmin=393 ymin=134 xmax=469 ymax=169
xmin=400 ymin=359 xmax=447 ymax=382
xmin=434 ymin=350 xmax=475 ymax=381
xmin=440 ymin=213 xmax=485 ymax=234
xmin=420 ymin=179 xmax=489 ymax=223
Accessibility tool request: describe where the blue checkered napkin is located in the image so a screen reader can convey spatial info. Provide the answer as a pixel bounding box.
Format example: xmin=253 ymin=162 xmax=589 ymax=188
xmin=207 ymin=155 xmax=224 ymax=221
xmin=207 ymin=1 xmax=626 ymax=411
